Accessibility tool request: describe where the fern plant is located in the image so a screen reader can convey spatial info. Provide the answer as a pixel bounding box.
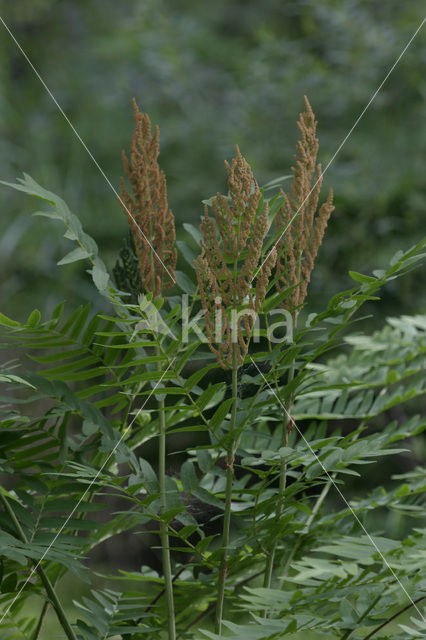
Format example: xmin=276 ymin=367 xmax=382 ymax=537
xmin=0 ymin=99 xmax=425 ymax=640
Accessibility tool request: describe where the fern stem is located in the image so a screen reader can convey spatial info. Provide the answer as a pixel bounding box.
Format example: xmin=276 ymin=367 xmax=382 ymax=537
xmin=263 ymin=360 xmax=295 ymax=592
xmin=156 ymin=346 xmax=176 ymax=640
xmin=359 ymin=595 xmax=426 ymax=640
xmin=282 ymin=473 xmax=335 ymax=579
xmin=281 ymin=431 xmax=365 ymax=581
xmin=302 ymin=472 xmax=334 ymax=534
xmin=215 ymin=353 xmax=238 ymax=635
xmin=32 ymin=599 xmax=50 ymax=640
xmin=0 ymin=494 xmax=78 ymax=640
xmin=340 ymin=590 xmax=384 ymax=640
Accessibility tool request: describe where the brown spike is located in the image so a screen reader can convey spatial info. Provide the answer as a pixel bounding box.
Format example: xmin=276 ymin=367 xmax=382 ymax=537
xmin=120 ymin=99 xmax=177 ymax=298
xmin=275 ymin=97 xmax=333 ymax=314
xmin=195 ymin=147 xmax=274 ymax=368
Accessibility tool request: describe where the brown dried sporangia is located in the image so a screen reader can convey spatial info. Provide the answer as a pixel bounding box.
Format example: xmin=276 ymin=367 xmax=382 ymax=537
xmin=195 ymin=146 xmax=277 ymax=369
xmin=120 ymin=98 xmax=177 ymax=298
xmin=275 ymin=96 xmax=334 ymax=316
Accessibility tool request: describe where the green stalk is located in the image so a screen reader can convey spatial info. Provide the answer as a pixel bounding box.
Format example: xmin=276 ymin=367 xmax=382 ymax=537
xmin=263 ymin=347 xmax=296 ymax=591
xmin=281 ymin=473 xmax=335 ymax=578
xmin=281 ymin=427 xmax=363 ymax=583
xmin=32 ymin=599 xmax=50 ymax=640
xmin=359 ymin=595 xmax=426 ymax=640
xmin=0 ymin=493 xmax=78 ymax=640
xmin=156 ymin=346 xmax=176 ymax=640
xmin=340 ymin=590 xmax=384 ymax=640
xmin=215 ymin=352 xmax=239 ymax=635
xmin=302 ymin=472 xmax=334 ymax=534
xmin=263 ymin=300 xmax=299 ymax=594
xmin=262 ymin=413 xmax=291 ymax=589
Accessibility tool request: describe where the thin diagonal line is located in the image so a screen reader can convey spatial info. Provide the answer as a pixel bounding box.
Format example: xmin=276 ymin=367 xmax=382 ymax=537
xmin=254 ymin=15 xmax=426 ymax=282
xmin=0 ymin=15 xmax=176 ymax=286
xmin=0 ymin=356 xmax=176 ymax=622
xmin=249 ymin=355 xmax=426 ymax=622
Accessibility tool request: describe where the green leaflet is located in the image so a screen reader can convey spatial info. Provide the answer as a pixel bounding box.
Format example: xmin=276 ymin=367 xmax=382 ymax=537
xmin=1 ymin=174 xmax=111 ymax=294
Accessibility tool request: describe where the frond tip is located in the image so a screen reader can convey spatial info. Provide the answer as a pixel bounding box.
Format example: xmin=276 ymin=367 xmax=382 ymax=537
xmin=195 ymin=146 xmax=277 ymax=369
xmin=120 ymin=98 xmax=177 ymax=298
xmin=275 ymin=96 xmax=334 ymax=314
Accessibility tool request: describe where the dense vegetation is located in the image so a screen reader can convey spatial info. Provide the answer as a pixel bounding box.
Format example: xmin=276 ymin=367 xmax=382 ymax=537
xmin=1 ymin=94 xmax=425 ymax=638
xmin=0 ymin=3 xmax=425 ymax=638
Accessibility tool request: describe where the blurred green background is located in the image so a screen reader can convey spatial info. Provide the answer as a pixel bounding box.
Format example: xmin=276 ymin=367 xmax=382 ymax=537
xmin=0 ymin=0 xmax=425 ymax=323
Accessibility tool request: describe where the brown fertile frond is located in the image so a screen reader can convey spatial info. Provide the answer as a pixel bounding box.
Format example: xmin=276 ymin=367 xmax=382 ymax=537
xmin=194 ymin=253 xmax=232 ymax=369
xmin=213 ymin=146 xmax=260 ymax=259
xmin=255 ymin=246 xmax=277 ymax=313
xmin=195 ymin=147 xmax=276 ymax=369
xmin=120 ymin=98 xmax=177 ymax=298
xmin=275 ymin=96 xmax=334 ymax=314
